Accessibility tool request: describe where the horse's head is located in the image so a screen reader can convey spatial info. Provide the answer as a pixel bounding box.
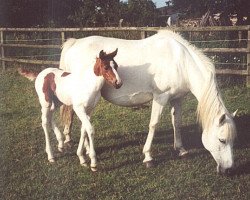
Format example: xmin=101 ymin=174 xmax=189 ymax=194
xmin=94 ymin=48 xmax=122 ymax=89
xmin=201 ymin=111 xmax=237 ymax=175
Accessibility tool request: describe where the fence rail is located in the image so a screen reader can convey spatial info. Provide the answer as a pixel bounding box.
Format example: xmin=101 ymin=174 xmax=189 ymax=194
xmin=0 ymin=26 xmax=250 ymax=87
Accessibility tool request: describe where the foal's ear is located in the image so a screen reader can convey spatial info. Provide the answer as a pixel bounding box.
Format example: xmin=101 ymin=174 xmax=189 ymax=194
xmin=108 ymin=48 xmax=118 ymax=58
xmin=99 ymin=50 xmax=106 ymax=60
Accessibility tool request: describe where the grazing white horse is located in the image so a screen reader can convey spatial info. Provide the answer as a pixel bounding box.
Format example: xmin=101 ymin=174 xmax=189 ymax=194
xmin=60 ymin=30 xmax=237 ymax=175
xmin=19 ymin=49 xmax=122 ymax=171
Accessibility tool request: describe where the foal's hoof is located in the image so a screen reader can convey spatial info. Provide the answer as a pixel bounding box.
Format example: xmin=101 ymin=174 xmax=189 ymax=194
xmin=58 ymin=147 xmax=64 ymax=153
xmin=91 ymin=167 xmax=98 ymax=172
xmin=80 ymin=162 xmax=88 ymax=168
xmin=49 ymin=158 xmax=55 ymax=163
xmin=145 ymin=161 xmax=154 ymax=168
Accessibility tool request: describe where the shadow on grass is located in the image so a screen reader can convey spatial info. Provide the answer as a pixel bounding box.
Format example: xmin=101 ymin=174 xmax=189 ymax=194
xmin=94 ymin=123 xmax=205 ymax=170
xmin=51 ymin=114 xmax=249 ymax=172
xmin=232 ymin=114 xmax=250 ymax=176
xmin=234 ymin=114 xmax=250 ymax=149
xmin=233 ymin=161 xmax=250 ymax=176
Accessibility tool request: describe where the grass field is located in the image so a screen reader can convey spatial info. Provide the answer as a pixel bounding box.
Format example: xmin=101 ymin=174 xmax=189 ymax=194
xmin=0 ymin=69 xmax=250 ymax=200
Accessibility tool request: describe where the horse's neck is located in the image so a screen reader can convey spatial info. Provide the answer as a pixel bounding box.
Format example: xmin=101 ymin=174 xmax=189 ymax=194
xmin=193 ymin=73 xmax=228 ymax=130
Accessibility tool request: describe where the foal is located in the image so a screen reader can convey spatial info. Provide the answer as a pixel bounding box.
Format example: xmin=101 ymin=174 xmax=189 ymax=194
xmin=20 ymin=49 xmax=122 ymax=171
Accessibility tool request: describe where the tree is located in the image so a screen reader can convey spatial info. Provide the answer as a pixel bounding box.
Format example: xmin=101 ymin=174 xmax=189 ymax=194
xmin=1 ymin=0 xmax=80 ymax=27
xmin=126 ymin=0 xmax=156 ymax=26
xmin=171 ymin=0 xmax=250 ymax=25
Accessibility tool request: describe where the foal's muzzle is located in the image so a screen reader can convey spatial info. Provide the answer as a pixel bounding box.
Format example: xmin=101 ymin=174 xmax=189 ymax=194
xmin=114 ymin=80 xmax=123 ymax=89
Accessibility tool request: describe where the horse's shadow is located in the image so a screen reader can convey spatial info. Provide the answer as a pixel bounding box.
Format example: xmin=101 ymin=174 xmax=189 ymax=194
xmin=96 ymin=114 xmax=250 ymax=174
xmin=233 ymin=161 xmax=250 ymax=176
xmin=60 ymin=114 xmax=250 ymax=174
xmin=231 ymin=114 xmax=250 ymax=176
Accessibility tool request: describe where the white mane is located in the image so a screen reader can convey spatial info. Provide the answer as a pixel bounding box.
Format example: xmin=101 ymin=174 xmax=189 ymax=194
xmin=157 ymin=30 xmax=229 ymax=132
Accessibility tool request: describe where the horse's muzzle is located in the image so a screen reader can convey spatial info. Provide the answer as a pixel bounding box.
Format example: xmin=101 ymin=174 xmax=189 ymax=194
xmin=217 ymin=165 xmax=234 ymax=176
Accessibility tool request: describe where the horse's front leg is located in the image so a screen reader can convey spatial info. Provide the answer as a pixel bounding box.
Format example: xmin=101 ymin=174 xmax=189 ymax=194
xmin=170 ymin=98 xmax=188 ymax=156
xmin=143 ymin=96 xmax=168 ymax=167
xmin=73 ymin=105 xmax=97 ymax=172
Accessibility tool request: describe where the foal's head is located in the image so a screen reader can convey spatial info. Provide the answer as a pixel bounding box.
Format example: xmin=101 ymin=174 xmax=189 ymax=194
xmin=94 ymin=49 xmax=122 ymax=89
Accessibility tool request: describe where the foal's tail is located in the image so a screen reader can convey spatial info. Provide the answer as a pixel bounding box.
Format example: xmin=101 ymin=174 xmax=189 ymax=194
xmin=18 ymin=67 xmax=40 ymax=81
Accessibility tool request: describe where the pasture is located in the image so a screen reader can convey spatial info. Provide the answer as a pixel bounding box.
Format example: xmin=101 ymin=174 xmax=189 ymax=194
xmin=0 ymin=68 xmax=250 ymax=199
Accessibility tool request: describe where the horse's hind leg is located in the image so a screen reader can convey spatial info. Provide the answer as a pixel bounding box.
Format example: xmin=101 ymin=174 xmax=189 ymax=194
xmin=60 ymin=105 xmax=74 ymax=147
xmin=41 ymin=106 xmax=55 ymax=162
xmin=170 ymin=99 xmax=188 ymax=156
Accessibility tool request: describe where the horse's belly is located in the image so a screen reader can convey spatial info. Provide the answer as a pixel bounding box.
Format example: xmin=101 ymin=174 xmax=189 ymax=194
xmin=101 ymin=88 xmax=153 ymax=107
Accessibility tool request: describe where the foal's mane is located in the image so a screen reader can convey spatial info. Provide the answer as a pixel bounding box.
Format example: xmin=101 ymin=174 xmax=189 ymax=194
xmin=157 ymin=30 xmax=229 ymax=131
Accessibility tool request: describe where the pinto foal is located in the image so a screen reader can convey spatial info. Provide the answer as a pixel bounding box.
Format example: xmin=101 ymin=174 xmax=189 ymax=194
xmin=20 ymin=49 xmax=122 ymax=171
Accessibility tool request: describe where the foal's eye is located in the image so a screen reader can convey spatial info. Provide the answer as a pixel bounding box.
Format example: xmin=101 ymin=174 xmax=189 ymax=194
xmin=219 ymin=139 xmax=226 ymax=144
xmin=104 ymin=66 xmax=109 ymax=70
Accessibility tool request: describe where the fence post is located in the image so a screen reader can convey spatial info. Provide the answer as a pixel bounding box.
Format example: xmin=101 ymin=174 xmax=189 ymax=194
xmin=0 ymin=31 xmax=5 ymax=72
xmin=61 ymin=31 xmax=65 ymax=45
xmin=247 ymin=28 xmax=250 ymax=87
xmin=141 ymin=30 xmax=147 ymax=39
xmin=238 ymin=31 xmax=242 ymax=44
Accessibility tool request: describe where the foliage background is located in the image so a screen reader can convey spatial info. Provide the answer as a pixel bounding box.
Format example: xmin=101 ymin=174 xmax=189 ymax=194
xmin=0 ymin=0 xmax=249 ymax=27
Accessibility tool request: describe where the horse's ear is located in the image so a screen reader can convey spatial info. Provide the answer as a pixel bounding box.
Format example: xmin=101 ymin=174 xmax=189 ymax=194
xmin=231 ymin=109 xmax=238 ymax=118
xmin=218 ymin=114 xmax=226 ymax=126
xmin=99 ymin=50 xmax=105 ymax=60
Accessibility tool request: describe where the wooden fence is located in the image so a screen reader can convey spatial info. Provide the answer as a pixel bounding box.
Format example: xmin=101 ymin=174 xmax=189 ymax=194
xmin=0 ymin=26 xmax=250 ymax=87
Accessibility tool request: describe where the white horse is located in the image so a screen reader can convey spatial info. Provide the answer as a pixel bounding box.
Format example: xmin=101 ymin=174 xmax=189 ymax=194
xmin=59 ymin=30 xmax=237 ymax=175
xmin=19 ymin=49 xmax=122 ymax=171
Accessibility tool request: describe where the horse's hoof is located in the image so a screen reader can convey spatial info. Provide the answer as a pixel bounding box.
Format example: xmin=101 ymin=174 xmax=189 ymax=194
xmin=49 ymin=158 xmax=55 ymax=163
xmin=64 ymin=140 xmax=74 ymax=148
xmin=179 ymin=150 xmax=188 ymax=157
xmin=80 ymin=162 xmax=88 ymax=167
xmin=145 ymin=161 xmax=154 ymax=168
xmin=58 ymin=147 xmax=64 ymax=153
xmin=91 ymin=167 xmax=98 ymax=172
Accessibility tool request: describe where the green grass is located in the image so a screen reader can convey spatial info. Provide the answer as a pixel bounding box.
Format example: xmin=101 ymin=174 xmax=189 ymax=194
xmin=0 ymin=69 xmax=250 ymax=200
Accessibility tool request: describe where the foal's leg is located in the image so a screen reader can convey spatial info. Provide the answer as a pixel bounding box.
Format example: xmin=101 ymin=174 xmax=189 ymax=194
xmin=143 ymin=97 xmax=168 ymax=167
xmin=76 ymin=126 xmax=88 ymax=167
xmin=41 ymin=107 xmax=55 ymax=162
xmin=170 ymin=99 xmax=188 ymax=156
xmin=51 ymin=115 xmax=64 ymax=153
xmin=73 ymin=105 xmax=97 ymax=171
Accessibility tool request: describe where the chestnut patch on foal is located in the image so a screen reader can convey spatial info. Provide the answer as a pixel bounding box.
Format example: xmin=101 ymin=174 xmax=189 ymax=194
xmin=61 ymin=72 xmax=71 ymax=77
xmin=42 ymin=73 xmax=56 ymax=102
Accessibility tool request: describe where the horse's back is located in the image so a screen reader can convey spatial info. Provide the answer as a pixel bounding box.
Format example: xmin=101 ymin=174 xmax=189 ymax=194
xmin=60 ymin=33 xmax=191 ymax=106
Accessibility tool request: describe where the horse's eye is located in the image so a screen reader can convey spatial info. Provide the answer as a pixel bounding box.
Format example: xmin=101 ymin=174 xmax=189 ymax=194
xmin=219 ymin=139 xmax=226 ymax=144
